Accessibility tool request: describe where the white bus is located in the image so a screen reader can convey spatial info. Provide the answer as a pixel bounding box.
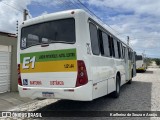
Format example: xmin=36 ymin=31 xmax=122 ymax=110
xmin=17 ymin=9 xmax=136 ymax=101
xmin=136 ymin=54 xmax=147 ymax=72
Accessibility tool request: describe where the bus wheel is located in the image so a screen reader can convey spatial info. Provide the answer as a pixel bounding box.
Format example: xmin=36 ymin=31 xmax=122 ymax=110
xmin=112 ymin=75 xmax=120 ymax=98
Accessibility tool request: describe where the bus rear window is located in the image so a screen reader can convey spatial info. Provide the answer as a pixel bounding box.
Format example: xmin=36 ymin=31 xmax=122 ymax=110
xmin=136 ymin=55 xmax=143 ymax=60
xmin=21 ymin=18 xmax=75 ymax=49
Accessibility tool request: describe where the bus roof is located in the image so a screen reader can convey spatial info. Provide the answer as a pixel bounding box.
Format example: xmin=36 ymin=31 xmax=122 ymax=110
xmin=21 ymin=9 xmax=84 ymax=27
xmin=21 ymin=9 xmax=133 ymax=51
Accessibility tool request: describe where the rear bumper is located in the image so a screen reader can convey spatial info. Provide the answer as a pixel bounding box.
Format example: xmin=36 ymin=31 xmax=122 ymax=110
xmin=136 ymin=67 xmax=146 ymax=71
xmin=18 ymin=81 xmax=93 ymax=101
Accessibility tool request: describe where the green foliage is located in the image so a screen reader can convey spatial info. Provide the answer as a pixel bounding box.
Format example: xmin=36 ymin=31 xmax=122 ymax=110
xmin=144 ymin=57 xmax=160 ymax=66
xmin=154 ymin=58 xmax=160 ymax=66
xmin=145 ymin=58 xmax=152 ymax=66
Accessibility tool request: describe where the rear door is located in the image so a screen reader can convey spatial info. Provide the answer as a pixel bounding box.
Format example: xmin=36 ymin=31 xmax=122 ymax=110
xmin=132 ymin=52 xmax=136 ymax=77
xmin=124 ymin=46 xmax=130 ymax=80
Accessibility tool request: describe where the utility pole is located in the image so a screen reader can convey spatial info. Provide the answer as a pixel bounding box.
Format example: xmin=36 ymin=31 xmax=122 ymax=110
xmin=23 ymin=9 xmax=28 ymax=21
xmin=16 ymin=20 xmax=18 ymax=36
xmin=142 ymin=50 xmax=146 ymax=57
xmin=127 ymin=36 xmax=130 ymax=45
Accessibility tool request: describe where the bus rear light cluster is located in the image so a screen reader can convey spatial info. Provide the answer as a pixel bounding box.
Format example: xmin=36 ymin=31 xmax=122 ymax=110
xmin=76 ymin=60 xmax=88 ymax=87
xmin=18 ymin=64 xmax=22 ymax=86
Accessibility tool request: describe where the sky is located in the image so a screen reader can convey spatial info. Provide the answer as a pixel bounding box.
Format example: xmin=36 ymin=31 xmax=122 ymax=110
xmin=0 ymin=0 xmax=160 ymax=58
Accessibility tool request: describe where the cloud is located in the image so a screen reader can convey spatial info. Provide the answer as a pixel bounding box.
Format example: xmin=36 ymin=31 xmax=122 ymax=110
xmin=85 ymin=0 xmax=160 ymax=57
xmin=0 ymin=0 xmax=31 ymax=33
xmin=0 ymin=0 xmax=160 ymax=58
xmin=41 ymin=11 xmax=48 ymax=16
xmin=30 ymin=0 xmax=75 ymax=8
xmin=0 ymin=0 xmax=74 ymax=33
xmin=87 ymin=0 xmax=160 ymax=16
xmin=31 ymin=0 xmax=62 ymax=7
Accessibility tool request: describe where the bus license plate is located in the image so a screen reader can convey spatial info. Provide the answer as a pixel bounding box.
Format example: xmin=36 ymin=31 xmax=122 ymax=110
xmin=42 ymin=92 xmax=54 ymax=98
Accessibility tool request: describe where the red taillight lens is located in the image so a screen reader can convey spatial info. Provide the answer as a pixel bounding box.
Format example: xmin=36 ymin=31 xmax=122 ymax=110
xmin=76 ymin=60 xmax=88 ymax=87
xmin=18 ymin=64 xmax=22 ymax=86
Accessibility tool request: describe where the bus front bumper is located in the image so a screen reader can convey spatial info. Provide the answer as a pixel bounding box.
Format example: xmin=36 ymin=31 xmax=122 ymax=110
xmin=18 ymin=81 xmax=93 ymax=101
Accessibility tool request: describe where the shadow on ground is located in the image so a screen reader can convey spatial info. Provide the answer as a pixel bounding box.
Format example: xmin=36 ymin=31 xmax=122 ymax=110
xmin=143 ymin=70 xmax=154 ymax=74
xmin=137 ymin=70 xmax=153 ymax=74
xmin=36 ymin=81 xmax=152 ymax=120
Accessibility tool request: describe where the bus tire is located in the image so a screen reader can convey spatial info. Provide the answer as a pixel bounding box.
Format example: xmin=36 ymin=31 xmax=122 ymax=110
xmin=112 ymin=75 xmax=120 ymax=98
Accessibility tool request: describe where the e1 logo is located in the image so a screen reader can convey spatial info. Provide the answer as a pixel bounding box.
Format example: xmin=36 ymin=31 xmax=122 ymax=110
xmin=22 ymin=56 xmax=36 ymax=69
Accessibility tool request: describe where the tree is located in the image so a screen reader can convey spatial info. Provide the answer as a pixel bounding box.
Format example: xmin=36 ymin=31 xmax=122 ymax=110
xmin=155 ymin=58 xmax=160 ymax=66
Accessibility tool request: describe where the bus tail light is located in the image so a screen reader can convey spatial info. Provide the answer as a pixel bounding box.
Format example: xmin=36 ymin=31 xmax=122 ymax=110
xmin=76 ymin=60 xmax=88 ymax=87
xmin=18 ymin=64 xmax=22 ymax=86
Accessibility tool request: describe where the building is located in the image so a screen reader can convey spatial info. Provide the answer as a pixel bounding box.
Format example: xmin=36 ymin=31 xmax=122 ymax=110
xmin=0 ymin=31 xmax=18 ymax=93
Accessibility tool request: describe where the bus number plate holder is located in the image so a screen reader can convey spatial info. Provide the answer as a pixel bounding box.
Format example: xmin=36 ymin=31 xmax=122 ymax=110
xmin=42 ymin=92 xmax=54 ymax=98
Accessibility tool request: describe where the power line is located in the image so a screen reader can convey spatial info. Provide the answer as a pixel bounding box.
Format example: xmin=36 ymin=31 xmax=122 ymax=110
xmin=0 ymin=0 xmax=128 ymax=39
xmin=130 ymin=38 xmax=160 ymax=41
xmin=68 ymin=0 xmax=81 ymax=9
xmin=134 ymin=47 xmax=160 ymax=50
xmin=31 ymin=0 xmax=76 ymax=11
xmin=129 ymin=36 xmax=160 ymax=41
xmin=2 ymin=0 xmax=24 ymax=11
xmin=0 ymin=1 xmax=23 ymax=13
xmin=70 ymin=0 xmax=84 ymax=9
xmin=24 ymin=0 xmax=127 ymax=39
xmin=132 ymin=37 xmax=160 ymax=39
xmin=59 ymin=0 xmax=78 ymax=10
xmin=19 ymin=0 xmax=126 ymax=38
xmin=1 ymin=1 xmax=31 ymax=20
xmin=9 ymin=1 xmax=24 ymax=10
xmin=76 ymin=0 xmax=124 ymax=36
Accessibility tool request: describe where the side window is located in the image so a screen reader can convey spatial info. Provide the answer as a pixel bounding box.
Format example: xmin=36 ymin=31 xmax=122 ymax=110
xmin=117 ymin=41 xmax=121 ymax=58
xmin=131 ymin=51 xmax=134 ymax=62
xmin=89 ymin=23 xmax=100 ymax=55
xmin=108 ymin=35 xmax=112 ymax=56
xmin=120 ymin=43 xmax=123 ymax=59
xmin=102 ymin=32 xmax=110 ymax=57
xmin=109 ymin=37 xmax=115 ymax=57
xmin=128 ymin=48 xmax=131 ymax=60
xmin=98 ymin=29 xmax=104 ymax=56
xmin=131 ymin=51 xmax=133 ymax=61
xmin=114 ymin=39 xmax=119 ymax=58
xmin=128 ymin=48 xmax=129 ymax=59
xmin=123 ymin=46 xmax=126 ymax=59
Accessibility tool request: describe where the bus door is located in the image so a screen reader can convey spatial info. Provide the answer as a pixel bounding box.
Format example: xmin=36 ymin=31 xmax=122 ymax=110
xmin=132 ymin=52 xmax=136 ymax=77
xmin=124 ymin=47 xmax=131 ymax=81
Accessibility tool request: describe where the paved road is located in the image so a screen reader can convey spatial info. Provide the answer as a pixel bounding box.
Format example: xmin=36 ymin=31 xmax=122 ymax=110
xmin=0 ymin=92 xmax=33 ymax=111
xmin=36 ymin=66 xmax=160 ymax=120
